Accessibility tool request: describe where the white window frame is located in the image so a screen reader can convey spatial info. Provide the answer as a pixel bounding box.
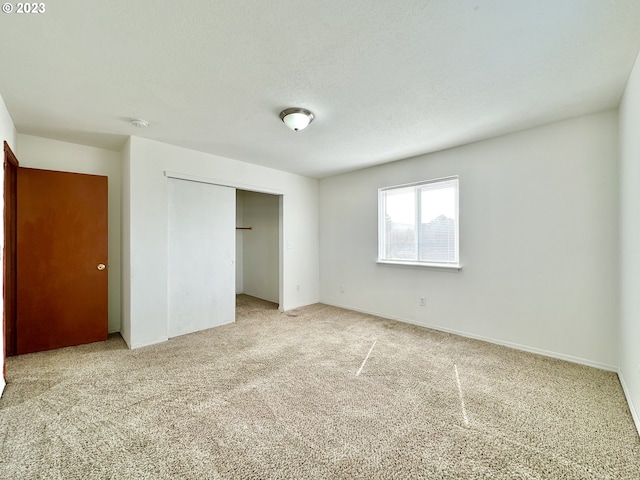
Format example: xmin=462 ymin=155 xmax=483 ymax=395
xmin=377 ymin=176 xmax=460 ymax=270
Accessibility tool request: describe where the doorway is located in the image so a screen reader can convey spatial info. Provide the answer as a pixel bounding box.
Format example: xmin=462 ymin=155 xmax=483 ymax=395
xmin=235 ymin=190 xmax=281 ymax=307
xmin=3 ymin=142 xmax=18 ymax=363
xmin=16 ymin=168 xmax=109 ymax=354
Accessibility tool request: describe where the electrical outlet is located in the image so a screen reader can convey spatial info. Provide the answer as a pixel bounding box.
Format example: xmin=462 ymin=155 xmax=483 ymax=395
xmin=420 ymin=297 xmax=426 ymax=307
xmin=296 ymin=284 xmax=300 ymax=292
xmin=340 ymin=284 xmax=345 ymax=293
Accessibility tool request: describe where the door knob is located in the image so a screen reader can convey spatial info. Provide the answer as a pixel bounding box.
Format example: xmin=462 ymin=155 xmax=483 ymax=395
xmin=97 ymin=264 xmax=106 ymax=271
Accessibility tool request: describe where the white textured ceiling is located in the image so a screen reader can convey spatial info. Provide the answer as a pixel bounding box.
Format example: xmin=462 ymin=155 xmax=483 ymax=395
xmin=1 ymin=1 xmax=640 ymax=178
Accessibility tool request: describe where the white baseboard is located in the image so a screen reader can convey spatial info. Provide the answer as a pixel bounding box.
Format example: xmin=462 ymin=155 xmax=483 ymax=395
xmin=618 ymin=372 xmax=640 ymax=437
xmin=321 ymin=301 xmax=617 ymax=372
xmin=126 ymin=315 xmax=253 ymax=350
xmin=127 ymin=336 xmax=169 ymax=350
xmin=283 ymin=300 xmax=320 ymax=312
xmin=0 ymin=377 xmax=5 ymax=398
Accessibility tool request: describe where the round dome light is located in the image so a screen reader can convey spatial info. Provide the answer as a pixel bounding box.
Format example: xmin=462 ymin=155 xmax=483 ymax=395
xmin=279 ymin=108 xmax=314 ymax=131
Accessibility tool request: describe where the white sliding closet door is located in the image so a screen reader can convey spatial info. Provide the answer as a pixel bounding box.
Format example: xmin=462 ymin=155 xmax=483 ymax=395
xmin=168 ymin=178 xmax=235 ymax=338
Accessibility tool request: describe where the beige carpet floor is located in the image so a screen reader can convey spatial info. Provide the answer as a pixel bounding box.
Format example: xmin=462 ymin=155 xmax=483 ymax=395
xmin=0 ymin=295 xmax=639 ymax=479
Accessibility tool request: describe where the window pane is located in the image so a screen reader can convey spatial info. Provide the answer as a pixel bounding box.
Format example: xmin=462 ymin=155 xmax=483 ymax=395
xmin=419 ymin=182 xmax=457 ymax=263
xmin=378 ymin=177 xmax=458 ymax=266
xmin=383 ymin=187 xmax=416 ymax=260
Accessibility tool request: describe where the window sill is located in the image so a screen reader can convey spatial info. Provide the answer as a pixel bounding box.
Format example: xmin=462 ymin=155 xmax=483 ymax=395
xmin=376 ymin=260 xmax=462 ymax=271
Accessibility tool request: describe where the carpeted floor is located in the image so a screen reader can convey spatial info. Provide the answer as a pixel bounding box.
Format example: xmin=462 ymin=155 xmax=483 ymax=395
xmin=1 ymin=295 xmax=639 ymax=479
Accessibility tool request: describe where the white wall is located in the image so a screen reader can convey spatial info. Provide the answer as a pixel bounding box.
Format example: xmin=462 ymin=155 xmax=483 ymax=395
xmin=0 ymin=96 xmax=15 ymax=148
xmin=619 ymin=50 xmax=640 ymax=433
xmin=320 ymin=110 xmax=619 ymax=370
xmin=16 ymin=134 xmax=123 ymax=333
xmin=121 ymin=139 xmax=132 ymax=346
xmin=0 ymin=93 xmax=17 ymax=397
xmin=122 ymin=136 xmax=319 ymax=348
xmin=236 ymin=191 xmax=244 ymax=293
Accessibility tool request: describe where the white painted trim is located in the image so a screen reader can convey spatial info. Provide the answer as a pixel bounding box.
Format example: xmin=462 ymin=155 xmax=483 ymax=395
xmin=169 ymin=320 xmax=235 ymax=341
xmin=322 ymin=301 xmax=618 ymax=372
xmin=164 ymin=171 xmax=284 ymax=196
xmin=376 ymin=260 xmax=462 ymax=271
xmin=0 ymin=378 xmax=5 ymax=398
xmin=618 ymin=371 xmax=640 ymax=438
xmin=282 ymin=301 xmax=318 ymax=312
xmin=378 ymin=175 xmax=460 ymax=192
xmin=126 ymin=318 xmax=239 ymax=350
xmin=126 ymin=336 xmax=169 ymax=350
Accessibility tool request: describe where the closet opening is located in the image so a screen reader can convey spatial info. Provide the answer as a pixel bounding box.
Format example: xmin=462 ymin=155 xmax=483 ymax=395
xmin=235 ymin=190 xmax=282 ymax=311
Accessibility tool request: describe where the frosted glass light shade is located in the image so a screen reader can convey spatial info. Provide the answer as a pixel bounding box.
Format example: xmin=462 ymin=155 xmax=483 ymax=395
xmin=283 ymin=112 xmax=310 ymax=131
xmin=280 ymin=108 xmax=314 ymax=131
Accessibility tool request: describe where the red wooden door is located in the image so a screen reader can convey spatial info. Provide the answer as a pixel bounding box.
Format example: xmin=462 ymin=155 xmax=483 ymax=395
xmin=16 ymin=168 xmax=108 ymax=354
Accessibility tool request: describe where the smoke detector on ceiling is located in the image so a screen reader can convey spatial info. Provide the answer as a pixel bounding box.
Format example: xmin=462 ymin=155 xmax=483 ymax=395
xmin=130 ymin=118 xmax=149 ymax=128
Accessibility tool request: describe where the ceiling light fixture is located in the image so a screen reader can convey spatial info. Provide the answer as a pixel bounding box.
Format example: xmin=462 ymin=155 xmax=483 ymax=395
xmin=130 ymin=118 xmax=149 ymax=128
xmin=279 ymin=108 xmax=314 ymax=131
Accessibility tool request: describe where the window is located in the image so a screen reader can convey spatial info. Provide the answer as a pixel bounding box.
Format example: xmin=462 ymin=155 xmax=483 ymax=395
xmin=378 ymin=176 xmax=459 ymax=268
